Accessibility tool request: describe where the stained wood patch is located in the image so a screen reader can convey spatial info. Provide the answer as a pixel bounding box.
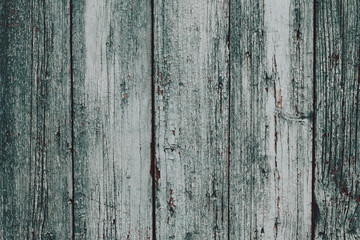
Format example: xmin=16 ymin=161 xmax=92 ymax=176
xmin=314 ymin=0 xmax=360 ymax=238
xmin=0 ymin=0 xmax=72 ymax=238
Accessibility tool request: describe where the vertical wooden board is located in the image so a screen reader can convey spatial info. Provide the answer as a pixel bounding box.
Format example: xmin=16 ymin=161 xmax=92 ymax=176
xmin=230 ymin=0 xmax=313 ymax=239
xmin=154 ymin=0 xmax=230 ymax=239
xmin=0 ymin=0 xmax=72 ymax=239
xmin=314 ymin=0 xmax=360 ymax=238
xmin=72 ymin=0 xmax=153 ymax=239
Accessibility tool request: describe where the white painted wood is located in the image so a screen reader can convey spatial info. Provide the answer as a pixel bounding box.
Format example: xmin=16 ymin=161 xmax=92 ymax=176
xmin=72 ymin=0 xmax=153 ymax=238
xmin=230 ymin=0 xmax=314 ymax=238
xmin=154 ymin=0 xmax=230 ymax=239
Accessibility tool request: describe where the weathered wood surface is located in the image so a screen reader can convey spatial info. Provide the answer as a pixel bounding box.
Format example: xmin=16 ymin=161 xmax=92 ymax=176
xmin=229 ymin=0 xmax=314 ymax=239
xmin=314 ymin=0 xmax=360 ymax=239
xmin=0 ymin=0 xmax=72 ymax=239
xmin=154 ymin=0 xmax=230 ymax=239
xmin=1 ymin=0 xmax=360 ymax=239
xmin=72 ymin=0 xmax=153 ymax=239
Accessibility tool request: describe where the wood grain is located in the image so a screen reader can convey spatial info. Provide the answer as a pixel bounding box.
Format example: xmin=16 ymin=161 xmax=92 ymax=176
xmin=1 ymin=0 xmax=360 ymax=239
xmin=71 ymin=0 xmax=153 ymax=239
xmin=0 ymin=0 xmax=72 ymax=238
xmin=154 ymin=0 xmax=230 ymax=239
xmin=314 ymin=0 xmax=360 ymax=238
xmin=229 ymin=0 xmax=314 ymax=238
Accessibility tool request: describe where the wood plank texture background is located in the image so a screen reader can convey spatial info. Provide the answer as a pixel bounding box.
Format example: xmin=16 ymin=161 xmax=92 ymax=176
xmin=0 ymin=0 xmax=359 ymax=239
xmin=230 ymin=0 xmax=313 ymax=239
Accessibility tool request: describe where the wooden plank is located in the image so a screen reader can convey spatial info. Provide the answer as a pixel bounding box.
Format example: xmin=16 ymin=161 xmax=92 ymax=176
xmin=314 ymin=0 xmax=360 ymax=238
xmin=71 ymin=0 xmax=153 ymax=239
xmin=0 ymin=0 xmax=72 ymax=238
xmin=229 ymin=0 xmax=314 ymax=238
xmin=154 ymin=0 xmax=230 ymax=239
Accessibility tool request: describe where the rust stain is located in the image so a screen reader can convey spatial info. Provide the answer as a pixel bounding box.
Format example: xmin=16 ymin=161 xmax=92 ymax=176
xmin=35 ymin=26 xmax=39 ymax=33
xmin=168 ymin=188 xmax=176 ymax=209
xmin=329 ymin=53 xmax=340 ymax=69
xmin=138 ymin=223 xmax=141 ymax=240
xmin=124 ymin=93 xmax=128 ymax=99
xmin=146 ymin=229 xmax=150 ymax=240
xmin=155 ymin=160 xmax=160 ymax=187
xmin=296 ymin=28 xmax=301 ymax=41
xmin=127 ymin=224 xmax=131 ymax=240
xmin=277 ymin=89 xmax=282 ymax=110
xmin=274 ymin=55 xmax=277 ymax=68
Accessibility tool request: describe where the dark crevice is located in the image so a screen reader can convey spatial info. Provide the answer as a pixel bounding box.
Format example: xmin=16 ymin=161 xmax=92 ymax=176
xmin=69 ymin=0 xmax=75 ymax=239
xmin=227 ymin=0 xmax=231 ymax=239
xmin=311 ymin=0 xmax=317 ymax=239
xmin=40 ymin=0 xmax=47 ymax=235
xmin=29 ymin=0 xmax=35 ymax=235
xmin=151 ymin=0 xmax=156 ymax=239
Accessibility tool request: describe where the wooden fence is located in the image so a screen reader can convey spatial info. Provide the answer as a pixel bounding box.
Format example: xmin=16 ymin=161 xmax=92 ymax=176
xmin=1 ymin=0 xmax=359 ymax=239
